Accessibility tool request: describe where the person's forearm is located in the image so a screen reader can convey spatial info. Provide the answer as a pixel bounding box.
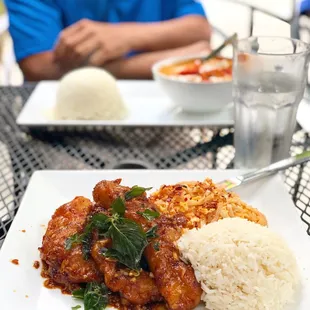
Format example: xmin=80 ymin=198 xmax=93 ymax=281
xmin=119 ymin=15 xmax=211 ymax=52
xmin=103 ymin=41 xmax=210 ymax=79
xmin=19 ymin=52 xmax=66 ymax=81
xmin=103 ymin=52 xmax=166 ymax=79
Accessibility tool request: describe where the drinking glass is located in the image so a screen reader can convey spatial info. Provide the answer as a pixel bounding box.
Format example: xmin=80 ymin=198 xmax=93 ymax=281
xmin=233 ymin=37 xmax=310 ymax=169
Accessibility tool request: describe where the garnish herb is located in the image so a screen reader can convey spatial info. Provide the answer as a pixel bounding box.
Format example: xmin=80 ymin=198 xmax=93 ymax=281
xmin=124 ymin=185 xmax=152 ymax=200
xmin=146 ymin=225 xmax=158 ymax=239
xmin=105 ymin=217 xmax=148 ymax=270
xmin=66 ymin=190 xmax=158 ymax=270
xmin=72 ymin=288 xmax=85 ymax=300
xmin=111 ymin=197 xmax=125 ymax=216
xmin=81 ymin=227 xmax=93 ymax=260
xmin=91 ymin=213 xmax=110 ymax=231
xmin=73 ymin=282 xmax=108 ymax=310
xmin=65 ymin=233 xmax=82 ymax=250
xmin=65 ymin=222 xmax=94 ymax=260
xmin=137 ymin=209 xmax=160 ymax=221
xmin=71 ymin=306 xmax=81 ymax=310
xmin=66 ymin=203 xmax=149 ymax=270
xmin=153 ymin=241 xmax=160 ymax=252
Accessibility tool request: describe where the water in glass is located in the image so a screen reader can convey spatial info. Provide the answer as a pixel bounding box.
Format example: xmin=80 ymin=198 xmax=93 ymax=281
xmin=233 ymin=37 xmax=310 ymax=169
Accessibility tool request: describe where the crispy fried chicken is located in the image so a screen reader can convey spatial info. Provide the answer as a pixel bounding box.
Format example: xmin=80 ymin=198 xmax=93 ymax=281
xmin=91 ymin=239 xmax=162 ymax=305
xmin=93 ymin=180 xmax=202 ymax=310
xmin=41 ymin=179 xmax=203 ymax=309
xmin=40 ymin=197 xmax=102 ymax=291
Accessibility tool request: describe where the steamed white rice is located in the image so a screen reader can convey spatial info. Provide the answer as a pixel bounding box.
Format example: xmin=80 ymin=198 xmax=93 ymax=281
xmin=55 ymin=67 xmax=127 ymax=120
xmin=177 ymin=218 xmax=300 ymax=310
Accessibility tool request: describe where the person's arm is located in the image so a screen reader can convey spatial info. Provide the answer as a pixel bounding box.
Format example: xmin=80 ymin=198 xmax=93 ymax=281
xmin=130 ymin=0 xmax=211 ymax=52
xmin=5 ymin=0 xmax=64 ymax=80
xmin=19 ymin=52 xmax=64 ymax=81
xmin=54 ymin=0 xmax=210 ymax=67
xmin=102 ymin=41 xmax=210 ymax=79
xmin=54 ymin=14 xmax=211 ymax=69
xmin=122 ymin=15 xmax=211 ymax=52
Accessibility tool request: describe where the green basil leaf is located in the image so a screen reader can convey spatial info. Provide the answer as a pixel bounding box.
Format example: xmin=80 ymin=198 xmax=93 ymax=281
xmin=81 ymin=231 xmax=93 ymax=261
xmin=73 ymin=283 xmax=108 ymax=310
xmin=105 ymin=218 xmax=148 ymax=270
xmin=72 ymin=288 xmax=85 ymax=300
xmin=80 ymin=214 xmax=110 ymax=260
xmin=111 ymin=197 xmax=126 ymax=216
xmin=146 ymin=225 xmax=158 ymax=239
xmin=84 ymin=282 xmax=108 ymax=310
xmin=153 ymin=241 xmax=160 ymax=252
xmin=65 ymin=224 xmax=93 ymax=260
xmin=102 ymin=248 xmax=129 ymax=267
xmin=65 ymin=233 xmax=82 ymax=250
xmin=137 ymin=209 xmax=160 ymax=221
xmin=71 ymin=306 xmax=81 ymax=310
xmin=124 ymin=186 xmax=152 ymax=201
xmin=91 ymin=213 xmax=110 ymax=231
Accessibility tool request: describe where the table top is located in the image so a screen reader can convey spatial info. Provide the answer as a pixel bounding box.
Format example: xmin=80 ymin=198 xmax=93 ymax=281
xmin=0 ymin=85 xmax=310 ymax=248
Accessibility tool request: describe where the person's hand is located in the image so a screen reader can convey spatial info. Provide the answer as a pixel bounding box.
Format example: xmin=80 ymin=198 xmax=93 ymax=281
xmin=53 ymin=19 xmax=133 ymax=69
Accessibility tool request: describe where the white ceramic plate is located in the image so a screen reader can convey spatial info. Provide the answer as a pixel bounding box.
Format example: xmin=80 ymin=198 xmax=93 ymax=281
xmin=0 ymin=170 xmax=309 ymax=310
xmin=16 ymin=81 xmax=234 ymax=127
xmin=297 ymin=97 xmax=310 ymax=132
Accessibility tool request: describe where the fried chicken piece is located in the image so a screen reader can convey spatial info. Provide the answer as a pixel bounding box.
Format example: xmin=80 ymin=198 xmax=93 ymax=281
xmin=92 ymin=181 xmax=163 ymax=305
xmin=40 ymin=197 xmax=102 ymax=290
xmin=93 ymin=179 xmax=129 ymax=208
xmin=109 ymin=293 xmax=168 ymax=310
xmin=93 ymin=179 xmax=157 ymax=230
xmin=91 ymin=239 xmax=163 ymax=305
xmin=144 ymin=215 xmax=202 ymax=310
xmin=93 ymin=179 xmax=202 ymax=310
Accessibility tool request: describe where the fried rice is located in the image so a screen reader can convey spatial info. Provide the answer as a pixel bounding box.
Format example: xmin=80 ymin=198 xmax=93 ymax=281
xmin=150 ymin=178 xmax=267 ymax=229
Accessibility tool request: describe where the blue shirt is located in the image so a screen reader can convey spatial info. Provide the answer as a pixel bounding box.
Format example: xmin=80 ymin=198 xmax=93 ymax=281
xmin=5 ymin=0 xmax=206 ymax=62
xmin=301 ymin=0 xmax=310 ymax=13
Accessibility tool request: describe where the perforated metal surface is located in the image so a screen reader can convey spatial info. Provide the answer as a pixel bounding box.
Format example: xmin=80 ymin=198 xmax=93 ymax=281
xmin=0 ymin=85 xmax=309 ymax=248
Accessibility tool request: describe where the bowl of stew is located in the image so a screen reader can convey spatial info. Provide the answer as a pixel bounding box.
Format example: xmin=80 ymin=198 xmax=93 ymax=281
xmin=152 ymin=55 xmax=233 ymax=113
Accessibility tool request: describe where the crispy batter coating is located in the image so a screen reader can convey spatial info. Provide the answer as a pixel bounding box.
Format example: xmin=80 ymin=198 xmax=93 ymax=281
xmin=93 ymin=179 xmax=129 ymax=208
xmin=91 ymin=239 xmax=162 ymax=305
xmin=40 ymin=196 xmax=101 ymax=290
xmin=145 ymin=214 xmax=202 ymax=310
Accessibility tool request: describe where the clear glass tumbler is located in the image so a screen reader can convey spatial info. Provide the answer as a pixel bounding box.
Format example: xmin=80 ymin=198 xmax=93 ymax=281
xmin=233 ymin=37 xmax=310 ymax=169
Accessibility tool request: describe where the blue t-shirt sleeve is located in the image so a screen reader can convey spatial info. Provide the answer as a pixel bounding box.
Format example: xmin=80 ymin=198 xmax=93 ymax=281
xmin=301 ymin=0 xmax=310 ymax=13
xmin=175 ymin=0 xmax=207 ymax=18
xmin=5 ymin=0 xmax=63 ymax=61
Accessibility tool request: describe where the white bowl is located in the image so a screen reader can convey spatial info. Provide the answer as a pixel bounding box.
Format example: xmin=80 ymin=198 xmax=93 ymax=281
xmin=152 ymin=55 xmax=232 ymax=113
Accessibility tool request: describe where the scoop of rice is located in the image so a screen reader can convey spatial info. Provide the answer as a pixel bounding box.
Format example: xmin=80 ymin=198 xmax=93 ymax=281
xmin=177 ymin=218 xmax=299 ymax=310
xmin=54 ymin=67 xmax=127 ymax=120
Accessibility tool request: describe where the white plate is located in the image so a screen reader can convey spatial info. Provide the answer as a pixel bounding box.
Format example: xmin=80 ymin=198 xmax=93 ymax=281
xmin=0 ymin=170 xmax=309 ymax=310
xmin=297 ymin=98 xmax=310 ymax=132
xmin=16 ymin=81 xmax=234 ymax=127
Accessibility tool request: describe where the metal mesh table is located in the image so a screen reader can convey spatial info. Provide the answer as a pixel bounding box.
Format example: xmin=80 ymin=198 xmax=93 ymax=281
xmin=0 ymin=85 xmax=310 ymax=248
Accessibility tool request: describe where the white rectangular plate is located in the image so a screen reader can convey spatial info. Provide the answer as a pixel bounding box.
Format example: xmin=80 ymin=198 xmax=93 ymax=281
xmin=0 ymin=170 xmax=309 ymax=310
xmin=297 ymin=98 xmax=310 ymax=132
xmin=16 ymin=81 xmax=234 ymax=127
